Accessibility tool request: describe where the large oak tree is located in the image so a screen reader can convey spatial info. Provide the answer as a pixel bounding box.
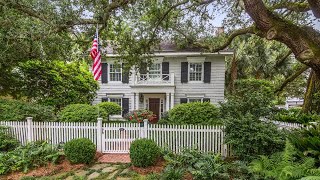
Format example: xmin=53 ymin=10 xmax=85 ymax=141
xmin=1 ymin=0 xmax=320 ymax=112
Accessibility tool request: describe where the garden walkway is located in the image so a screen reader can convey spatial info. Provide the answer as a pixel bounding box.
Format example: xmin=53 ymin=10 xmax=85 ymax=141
xmin=98 ymin=154 xmax=131 ymax=163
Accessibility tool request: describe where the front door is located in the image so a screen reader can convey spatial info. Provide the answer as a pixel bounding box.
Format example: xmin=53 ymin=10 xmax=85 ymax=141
xmin=149 ymin=98 xmax=160 ymax=121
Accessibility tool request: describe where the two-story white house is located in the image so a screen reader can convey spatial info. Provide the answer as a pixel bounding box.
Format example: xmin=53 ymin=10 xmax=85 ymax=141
xmin=93 ymin=43 xmax=232 ymax=120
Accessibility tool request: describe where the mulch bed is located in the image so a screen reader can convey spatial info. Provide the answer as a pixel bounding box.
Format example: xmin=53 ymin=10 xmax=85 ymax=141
xmin=130 ymin=158 xmax=166 ymax=175
xmin=4 ymin=159 xmax=85 ymax=180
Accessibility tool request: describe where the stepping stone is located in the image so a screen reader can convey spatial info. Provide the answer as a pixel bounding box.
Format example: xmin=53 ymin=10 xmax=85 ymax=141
xmin=65 ymin=176 xmax=74 ymax=180
xmin=117 ymin=178 xmax=132 ymax=180
xmin=107 ymin=170 xmax=119 ymax=179
xmin=88 ymin=172 xmax=101 ymax=180
xmin=90 ymin=163 xmax=109 ymax=170
xmin=74 ymin=170 xmax=88 ymax=177
xmin=119 ymin=168 xmax=130 ymax=176
xmin=102 ymin=166 xmax=117 ymax=173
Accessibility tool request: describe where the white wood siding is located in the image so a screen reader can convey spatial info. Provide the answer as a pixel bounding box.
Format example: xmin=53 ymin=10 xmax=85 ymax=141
xmin=93 ymin=55 xmax=225 ymax=109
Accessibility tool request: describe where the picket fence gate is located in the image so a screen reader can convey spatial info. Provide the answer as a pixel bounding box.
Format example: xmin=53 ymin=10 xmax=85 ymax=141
xmin=0 ymin=117 xmax=230 ymax=156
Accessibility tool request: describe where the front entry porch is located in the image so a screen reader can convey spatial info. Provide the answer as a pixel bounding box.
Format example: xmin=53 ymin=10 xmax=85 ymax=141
xmin=131 ymin=91 xmax=175 ymax=120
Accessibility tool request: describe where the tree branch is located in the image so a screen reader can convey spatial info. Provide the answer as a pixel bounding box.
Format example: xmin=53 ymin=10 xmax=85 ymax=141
xmin=271 ymin=2 xmax=310 ymax=12
xmin=275 ymin=65 xmax=309 ymax=94
xmin=194 ymin=26 xmax=255 ymax=52
xmin=307 ymin=0 xmax=320 ymax=18
xmin=275 ymin=50 xmax=292 ymax=68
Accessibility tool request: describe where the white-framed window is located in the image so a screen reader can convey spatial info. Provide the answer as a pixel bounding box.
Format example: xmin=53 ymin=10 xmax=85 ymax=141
xmin=108 ymin=98 xmax=122 ymax=115
xmin=109 ymin=64 xmax=122 ymax=82
xmin=188 ymin=98 xmax=203 ymax=103
xmin=189 ymin=63 xmax=203 ymax=81
xmin=148 ymin=63 xmax=161 ymax=79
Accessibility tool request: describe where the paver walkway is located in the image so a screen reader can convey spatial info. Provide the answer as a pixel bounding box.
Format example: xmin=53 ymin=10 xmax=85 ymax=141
xmin=98 ymin=153 xmax=131 ymax=163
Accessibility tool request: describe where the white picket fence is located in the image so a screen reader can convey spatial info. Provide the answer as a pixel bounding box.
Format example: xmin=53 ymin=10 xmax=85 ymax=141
xmin=0 ymin=117 xmax=230 ymax=156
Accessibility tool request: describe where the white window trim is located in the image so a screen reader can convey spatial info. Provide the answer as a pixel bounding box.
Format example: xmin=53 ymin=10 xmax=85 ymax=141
xmin=188 ymin=62 xmax=204 ymax=82
xmin=108 ymin=63 xmax=122 ymax=83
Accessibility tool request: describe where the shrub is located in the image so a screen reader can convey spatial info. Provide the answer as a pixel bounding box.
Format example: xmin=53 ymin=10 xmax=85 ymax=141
xmin=220 ymin=79 xmax=275 ymax=118
xmin=125 ymin=109 xmax=157 ymax=123
xmin=130 ymin=138 xmax=161 ymax=167
xmin=272 ymin=108 xmax=320 ymax=124
xmin=0 ymin=141 xmax=63 ymax=175
xmin=0 ymin=99 xmax=55 ymax=121
xmin=164 ymin=149 xmax=230 ymax=180
xmin=58 ymin=104 xmax=107 ymax=122
xmin=165 ymin=102 xmax=221 ymax=125
xmin=0 ymin=126 xmax=19 ymax=152
xmin=224 ymin=114 xmax=285 ymax=161
xmin=64 ymin=138 xmax=96 ymax=164
xmin=96 ymin=102 xmax=121 ymax=117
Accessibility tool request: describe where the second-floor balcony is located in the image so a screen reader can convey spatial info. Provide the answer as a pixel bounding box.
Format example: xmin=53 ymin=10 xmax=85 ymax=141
xmin=131 ymin=73 xmax=175 ymax=86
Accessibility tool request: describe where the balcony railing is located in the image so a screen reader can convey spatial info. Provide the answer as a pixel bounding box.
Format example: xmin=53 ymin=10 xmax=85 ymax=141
xmin=132 ymin=73 xmax=174 ymax=86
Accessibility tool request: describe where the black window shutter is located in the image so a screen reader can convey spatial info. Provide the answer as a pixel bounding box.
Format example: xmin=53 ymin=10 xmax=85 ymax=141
xmin=162 ymin=62 xmax=169 ymax=80
xmin=180 ymin=98 xmax=188 ymax=104
xmin=181 ymin=62 xmax=188 ymax=83
xmin=122 ymin=63 xmax=129 ymax=83
xmin=122 ymin=98 xmax=129 ymax=117
xmin=101 ymin=63 xmax=108 ymax=83
xmin=204 ymin=62 xmax=211 ymax=83
xmin=102 ymin=97 xmax=108 ymax=102
xmin=203 ymin=98 xmax=210 ymax=102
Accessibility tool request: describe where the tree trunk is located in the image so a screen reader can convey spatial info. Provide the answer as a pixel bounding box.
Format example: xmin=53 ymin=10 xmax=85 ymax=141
xmin=243 ymin=0 xmax=320 ymax=112
xmin=303 ymin=70 xmax=320 ymax=113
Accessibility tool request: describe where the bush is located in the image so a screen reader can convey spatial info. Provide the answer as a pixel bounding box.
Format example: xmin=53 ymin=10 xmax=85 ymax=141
xmin=0 ymin=99 xmax=55 ymax=121
xmin=224 ymin=114 xmax=285 ymax=161
xmin=125 ymin=109 xmax=157 ymax=123
xmin=64 ymin=138 xmax=96 ymax=164
xmin=130 ymin=138 xmax=161 ymax=167
xmin=0 ymin=141 xmax=63 ymax=175
xmin=0 ymin=126 xmax=19 ymax=152
xmin=96 ymin=102 xmax=121 ymax=116
xmin=272 ymin=108 xmax=320 ymax=124
xmin=220 ymin=79 xmax=275 ymax=118
xmin=58 ymin=104 xmax=108 ymax=122
xmin=164 ymin=102 xmax=221 ymax=125
xmin=163 ymin=149 xmax=246 ymax=180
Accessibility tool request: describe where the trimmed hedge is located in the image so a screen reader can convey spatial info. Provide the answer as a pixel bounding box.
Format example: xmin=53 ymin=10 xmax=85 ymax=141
xmin=64 ymin=138 xmax=96 ymax=164
xmin=96 ymin=102 xmax=121 ymax=116
xmin=58 ymin=104 xmax=107 ymax=122
xmin=164 ymin=102 xmax=221 ymax=125
xmin=130 ymin=138 xmax=161 ymax=167
xmin=0 ymin=99 xmax=55 ymax=121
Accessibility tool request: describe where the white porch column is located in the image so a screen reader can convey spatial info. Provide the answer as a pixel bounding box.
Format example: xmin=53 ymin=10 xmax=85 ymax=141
xmin=135 ymin=93 xmax=140 ymax=110
xmin=131 ymin=94 xmax=135 ymax=111
xmin=166 ymin=93 xmax=170 ymax=111
xmin=170 ymin=93 xmax=174 ymax=109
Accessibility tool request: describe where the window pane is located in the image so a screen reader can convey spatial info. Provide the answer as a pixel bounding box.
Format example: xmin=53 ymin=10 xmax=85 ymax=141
xmin=189 ymin=63 xmax=202 ymax=81
xmin=110 ymin=64 xmax=122 ymax=81
xmin=189 ymin=98 xmax=201 ymax=102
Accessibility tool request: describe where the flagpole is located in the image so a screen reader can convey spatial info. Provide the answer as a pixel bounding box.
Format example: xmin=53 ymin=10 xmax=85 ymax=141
xmin=96 ymin=24 xmax=100 ymax=119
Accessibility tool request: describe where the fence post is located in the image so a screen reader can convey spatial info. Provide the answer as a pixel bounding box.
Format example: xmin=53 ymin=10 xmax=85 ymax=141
xmin=26 ymin=117 xmax=33 ymax=142
xmin=143 ymin=119 xmax=148 ymax=138
xmin=96 ymin=118 xmax=103 ymax=152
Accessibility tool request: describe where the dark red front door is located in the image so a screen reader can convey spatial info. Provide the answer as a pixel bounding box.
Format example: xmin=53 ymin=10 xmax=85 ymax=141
xmin=149 ymin=98 xmax=160 ymax=121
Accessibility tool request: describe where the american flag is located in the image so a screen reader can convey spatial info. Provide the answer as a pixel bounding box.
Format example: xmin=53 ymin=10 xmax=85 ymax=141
xmin=90 ymin=32 xmax=102 ymax=81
